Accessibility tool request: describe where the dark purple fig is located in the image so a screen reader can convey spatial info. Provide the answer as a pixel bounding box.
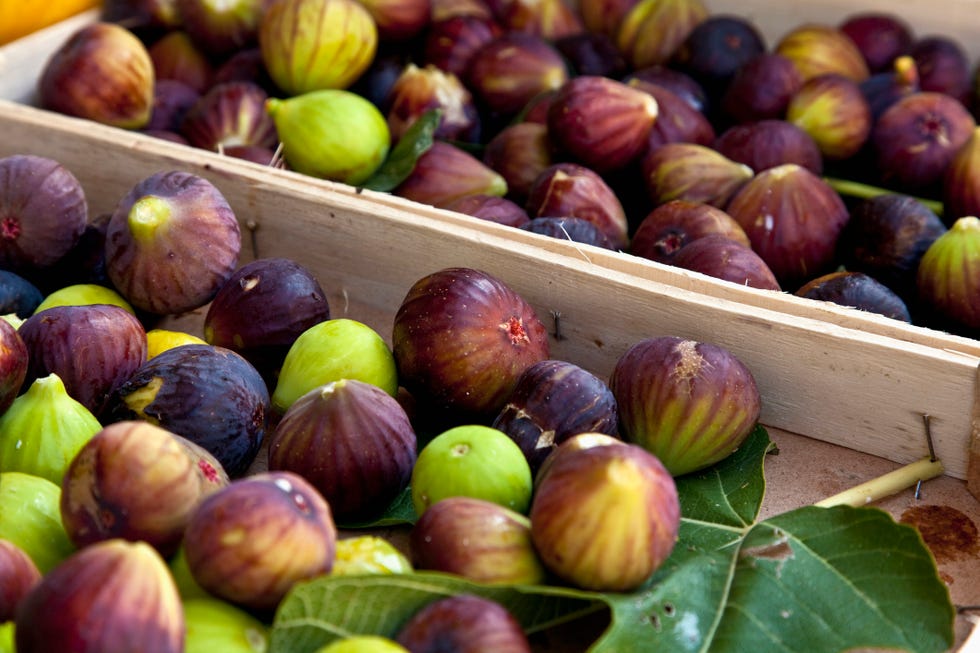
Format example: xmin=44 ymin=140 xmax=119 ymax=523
xmin=22 ymin=213 xmax=114 ymax=296
xmin=267 ymin=379 xmax=417 ymax=521
xmin=916 ymin=216 xmax=980 ymax=333
xmin=105 ymin=170 xmax=241 ymax=316
xmin=786 ymin=73 xmax=873 ymax=160
xmin=609 ymin=335 xmax=761 ymax=476
xmin=483 ymin=122 xmax=554 ymax=205
xmin=182 ymin=471 xmax=336 ymax=612
xmin=394 ymin=141 xmax=507 ymax=209
xmin=0 ymin=539 xmax=40 ymax=622
xmin=860 ymin=54 xmax=920 ymax=119
xmin=554 ymin=31 xmax=628 ymax=78
xmin=630 ymin=200 xmax=750 ymax=264
xmin=0 ymin=154 xmax=87 ymax=275
xmin=396 ymin=595 xmax=532 ymax=653
xmin=443 ymin=194 xmax=531 ymax=228
xmin=671 ymin=234 xmax=782 ymax=290
xmin=18 ymin=304 xmax=146 ymax=417
xmin=837 ymin=194 xmax=946 ymax=303
xmin=911 ymin=35 xmax=972 ymax=106
xmin=410 ymin=496 xmax=546 ymax=585
xmin=795 ymin=270 xmax=912 ymax=322
xmin=106 ymin=344 xmax=269 ymax=477
xmin=147 ymin=30 xmax=214 ymax=93
xmin=220 ymin=144 xmax=280 ymax=166
xmin=525 ymin=163 xmax=629 ymax=250
xmin=944 ymin=125 xmax=980 ymax=222
xmin=529 ymin=440 xmax=680 ymax=590
xmin=358 ymin=0 xmax=432 ymax=41
xmin=491 ymin=359 xmax=618 ymax=471
xmin=0 ymin=270 xmax=43 ymax=318
xmin=623 ymin=64 xmax=708 ymax=114
xmin=146 ymin=79 xmax=201 ymax=133
xmin=519 ymin=216 xmax=616 ymax=249
xmin=774 ymin=23 xmax=870 ymax=83
xmin=203 ymin=257 xmax=330 ymax=388
xmin=839 ymin=12 xmax=914 ymax=74
xmin=59 ymin=421 xmax=229 ymax=557
xmin=101 ymin=0 xmax=182 ymax=33
xmin=720 ymin=52 xmax=803 ymax=124
xmin=626 ymin=79 xmax=716 ymax=152
xmin=176 ymin=0 xmax=265 ymax=56
xmin=642 ymin=142 xmax=753 ymax=208
xmin=547 ymin=75 xmax=658 ymax=173
xmin=385 ymin=63 xmax=481 ymax=143
xmin=422 ymin=14 xmax=502 ymax=79
xmin=726 ymin=163 xmax=850 ymax=288
xmin=872 ymin=91 xmax=976 ymax=192
xmin=180 ymin=81 xmax=278 ymax=153
xmin=212 ymin=48 xmax=277 ymax=94
xmin=14 ymin=539 xmax=184 ymax=653
xmin=615 ymin=0 xmax=709 ymax=70
xmin=487 ymin=0 xmax=584 ymax=40
xmin=392 ymin=267 xmax=550 ymax=420
xmin=713 ymin=119 xmax=823 ymax=175
xmin=670 ymin=14 xmax=766 ymax=101
xmin=0 ymin=319 xmax=28 ymax=414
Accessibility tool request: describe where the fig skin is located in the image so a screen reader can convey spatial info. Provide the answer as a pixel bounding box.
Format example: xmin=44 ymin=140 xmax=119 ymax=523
xmin=182 ymin=471 xmax=337 ymax=612
xmin=0 ymin=539 xmax=41 ymax=622
xmin=394 ymin=141 xmax=507 ymax=209
xmin=916 ymin=216 xmax=980 ymax=333
xmin=395 ymin=594 xmax=532 ymax=653
xmin=267 ymin=379 xmax=417 ymax=522
xmin=0 ymin=472 xmax=76 ymax=575
xmin=410 ymin=496 xmax=547 ymax=585
xmin=176 ymin=0 xmax=265 ymax=57
xmin=714 ymin=119 xmax=823 ymax=175
xmin=422 ymin=14 xmax=502 ymax=79
xmin=555 ymin=31 xmax=629 ymax=79
xmin=626 ymin=79 xmax=716 ymax=153
xmin=624 ymin=64 xmax=709 ymax=115
xmin=180 ymin=81 xmax=278 ymax=153
xmin=0 ymin=318 xmax=27 ymax=415
xmin=385 ymin=63 xmax=481 ymax=144
xmin=860 ymin=54 xmax=920 ymax=120
xmin=105 ymin=170 xmax=241 ymax=316
xmin=519 ymin=216 xmax=616 ymax=250
xmin=148 ymin=30 xmax=214 ymax=93
xmin=786 ymin=73 xmax=873 ymax=161
xmin=529 ymin=440 xmax=680 ymax=592
xmin=720 ymin=53 xmax=803 ymax=124
xmin=630 ymin=199 xmax=750 ymax=264
xmin=492 ymin=359 xmax=619 ymax=471
xmin=146 ymin=79 xmax=202 ymax=132
xmin=14 ymin=539 xmax=184 ymax=653
xmin=443 ymin=194 xmax=531 ymax=228
xmin=839 ymin=12 xmax=914 ymax=74
xmin=392 ymin=267 xmax=550 ymax=419
xmin=795 ymin=271 xmax=912 ymax=322
xmin=59 ymin=420 xmax=230 ymax=558
xmin=182 ymin=597 xmax=270 ymax=653
xmin=488 ymin=0 xmax=584 ymax=40
xmin=943 ymin=126 xmax=980 ymax=223
xmin=642 ymin=142 xmax=753 ymax=209
xmin=0 ymin=154 xmax=88 ymax=274
xmin=37 ymin=22 xmax=155 ymax=130
xmin=774 ymin=23 xmax=870 ymax=83
xmin=106 ymin=344 xmax=270 ymax=477
xmin=331 ymin=535 xmax=413 ymax=576
xmin=0 ymin=270 xmax=43 ymax=318
xmin=911 ymin=36 xmax=972 ymax=106
xmin=609 ymin=335 xmax=761 ymax=476
xmin=671 ymin=234 xmax=782 ymax=291
xmin=670 ymin=14 xmax=767 ymax=102
xmin=358 ymin=0 xmax=432 ymax=42
xmin=18 ymin=304 xmax=147 ymax=417
xmin=615 ymin=0 xmax=709 ymax=70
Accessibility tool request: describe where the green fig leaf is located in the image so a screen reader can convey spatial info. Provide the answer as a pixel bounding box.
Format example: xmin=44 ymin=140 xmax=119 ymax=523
xmin=360 ymin=110 xmax=441 ymax=193
xmin=338 ymin=486 xmax=417 ymax=529
xmin=269 ymin=427 xmax=955 ymax=653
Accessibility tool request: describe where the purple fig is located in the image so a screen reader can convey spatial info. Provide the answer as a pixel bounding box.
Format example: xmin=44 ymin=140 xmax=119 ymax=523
xmin=630 ymin=200 xmax=750 ymax=264
xmin=713 ymin=119 xmax=823 ymax=175
xmin=795 ymin=271 xmax=912 ymax=322
xmin=396 ymin=595 xmax=532 ymax=653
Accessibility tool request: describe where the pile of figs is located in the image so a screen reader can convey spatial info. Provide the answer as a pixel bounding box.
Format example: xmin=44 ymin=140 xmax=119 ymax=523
xmin=0 ymin=150 xmax=766 ymax=650
xmin=25 ymin=0 xmax=980 ymax=338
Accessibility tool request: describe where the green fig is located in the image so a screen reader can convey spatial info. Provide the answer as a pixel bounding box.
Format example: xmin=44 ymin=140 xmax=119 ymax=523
xmin=0 ymin=472 xmax=76 ymax=574
xmin=32 ymin=283 xmax=135 ymax=315
xmin=266 ymin=90 xmax=391 ymax=185
xmin=315 ymin=637 xmax=409 ymax=653
xmin=0 ymin=373 xmax=102 ymax=485
xmin=331 ymin=535 xmax=413 ymax=576
xmin=183 ymin=597 xmax=269 ymax=653
xmin=0 ymin=622 xmax=13 ymax=653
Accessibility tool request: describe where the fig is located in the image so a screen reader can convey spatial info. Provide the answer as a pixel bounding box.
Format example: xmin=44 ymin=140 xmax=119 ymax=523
xmin=410 ymin=496 xmax=546 ymax=585
xmin=774 ymin=23 xmax=870 ymax=83
xmin=641 ymin=142 xmax=753 ymax=208
xmin=358 ymin=0 xmax=431 ymax=41
xmin=183 ymin=597 xmax=270 ymax=653
xmin=18 ymin=304 xmax=147 ymax=417
xmin=624 ymin=64 xmax=708 ymax=114
xmin=32 ymin=283 xmax=134 ymax=314
xmin=630 ymin=200 xmax=750 ymax=264
xmin=626 ymin=79 xmax=715 ymax=152
xmin=102 ymin=0 xmax=181 ymax=33
xmin=720 ymin=53 xmax=803 ymax=124
xmin=916 ymin=216 xmax=980 ymax=332
xmin=725 ymin=163 xmax=850 ymax=288
xmin=395 ymin=594 xmax=532 ymax=653
xmin=148 ymin=30 xmax=213 ymax=93
xmin=385 ymin=63 xmax=481 ymax=143
xmin=860 ymin=54 xmax=920 ymax=119
xmin=911 ymin=36 xmax=972 ymax=105
xmin=14 ymin=539 xmax=184 ymax=653
xmin=180 ymin=81 xmax=278 ymax=153
xmin=0 ymin=270 xmax=43 ymax=318
xmin=546 ymin=75 xmax=658 ymax=173
xmin=555 ymin=31 xmax=628 ymax=78
xmin=670 ymin=235 xmax=782 ymax=291
xmin=795 ymin=271 xmax=912 ymax=322
xmin=837 ymin=194 xmax=946 ymax=303
xmin=317 ymin=637 xmax=409 ymax=653
xmin=37 ymin=22 xmax=155 ymax=129
xmin=0 ymin=374 xmax=102 ymax=485
xmin=482 ymin=122 xmax=554 ymax=204
xmin=422 ymin=14 xmax=502 ymax=79
xmin=213 ymin=48 xmax=278 ymax=93
xmin=0 ymin=472 xmax=75 ymax=574
xmin=872 ymin=91 xmax=976 ymax=192
xmin=106 ymin=344 xmax=270 ymax=477
xmin=713 ymin=119 xmax=823 ymax=175
xmin=443 ymin=194 xmax=530 ymax=228
xmin=259 ymin=0 xmax=377 ymax=95
xmin=519 ymin=216 xmax=616 ymax=250
xmin=943 ymin=125 xmax=980 ymax=222
xmin=268 ymin=379 xmax=417 ymax=521
xmin=146 ymin=79 xmax=202 ymax=133
xmin=105 ymin=170 xmax=241 ymax=316
xmin=266 ymin=89 xmax=391 ymax=185
xmin=786 ymin=73 xmax=873 ymax=160
xmin=176 ymin=0 xmax=265 ymax=57
xmin=615 ymin=0 xmax=709 ymax=69
xmin=392 ymin=267 xmax=550 ymax=418
xmin=395 ymin=141 xmax=507 ymax=208
xmin=272 ymin=318 xmax=398 ymax=413
xmin=491 ymin=359 xmax=618 ymax=471
xmin=487 ymin=0 xmax=584 ymax=40
xmin=203 ymin=257 xmax=330 ymax=388
xmin=182 ymin=471 xmax=337 ymax=612
xmin=430 ymin=0 xmax=493 ymax=21
xmin=670 ymin=14 xmax=766 ymax=101
xmin=331 ymin=535 xmax=413 ymax=576
xmin=59 ymin=420 xmax=229 ymax=557
xmin=529 ymin=440 xmax=680 ymax=591
xmin=0 ymin=154 xmax=88 ymax=274
xmin=0 ymin=539 xmax=41 ymax=622
xmin=609 ymin=336 xmax=761 ymax=476
xmin=525 ymin=163 xmax=629 ymax=250
xmin=577 ymin=0 xmax=639 ymax=40
xmin=146 ymin=328 xmax=208 ymax=359
xmin=839 ymin=11 xmax=914 ymax=74
xmin=0 ymin=319 xmax=27 ymax=414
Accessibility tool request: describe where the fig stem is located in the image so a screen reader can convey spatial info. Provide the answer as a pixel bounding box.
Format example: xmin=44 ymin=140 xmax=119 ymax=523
xmin=823 ymin=176 xmax=945 ymax=216
xmin=813 ymin=456 xmax=945 ymax=508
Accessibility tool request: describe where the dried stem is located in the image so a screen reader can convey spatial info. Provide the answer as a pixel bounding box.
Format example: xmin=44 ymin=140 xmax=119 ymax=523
xmin=814 ymin=457 xmax=946 ymax=508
